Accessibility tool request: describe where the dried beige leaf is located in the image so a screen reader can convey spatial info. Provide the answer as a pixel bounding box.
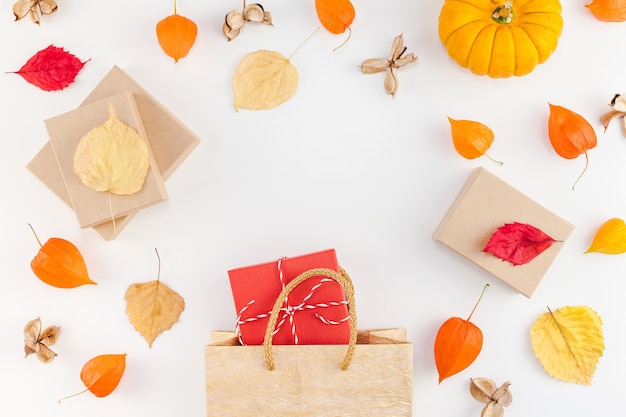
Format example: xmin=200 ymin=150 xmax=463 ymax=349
xmin=360 ymin=33 xmax=418 ymax=97
xmin=73 ymin=105 xmax=150 ymax=196
xmin=24 ymin=317 xmax=60 ymax=363
xmin=232 ymin=49 xmax=298 ymax=111
xmin=124 ymin=250 xmax=185 ymax=347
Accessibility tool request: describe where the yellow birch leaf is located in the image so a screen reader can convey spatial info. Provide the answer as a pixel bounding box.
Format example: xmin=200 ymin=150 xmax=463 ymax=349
xmin=530 ymin=306 xmax=604 ymax=385
xmin=73 ymin=105 xmax=150 ymax=196
xmin=232 ymin=49 xmax=299 ymax=111
xmin=585 ymin=218 xmax=626 ymax=254
xmin=124 ymin=250 xmax=184 ymax=347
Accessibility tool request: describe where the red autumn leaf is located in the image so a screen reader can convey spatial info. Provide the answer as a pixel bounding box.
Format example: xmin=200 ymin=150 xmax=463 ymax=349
xmin=483 ymin=222 xmax=558 ymax=266
xmin=434 ymin=284 xmax=488 ymax=383
xmin=9 ymin=44 xmax=89 ymax=91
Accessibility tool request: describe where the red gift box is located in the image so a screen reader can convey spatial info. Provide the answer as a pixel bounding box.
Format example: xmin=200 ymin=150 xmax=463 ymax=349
xmin=227 ymin=249 xmax=351 ymax=345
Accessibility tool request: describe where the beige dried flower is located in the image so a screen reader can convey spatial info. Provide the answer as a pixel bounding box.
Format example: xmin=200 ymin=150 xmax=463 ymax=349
xmin=223 ymin=2 xmax=273 ymax=41
xmin=470 ymin=377 xmax=512 ymax=417
xmin=24 ymin=317 xmax=60 ymax=363
xmin=360 ymin=33 xmax=418 ymax=97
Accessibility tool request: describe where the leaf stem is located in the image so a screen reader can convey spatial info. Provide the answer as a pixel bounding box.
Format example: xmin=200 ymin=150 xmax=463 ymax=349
xmin=154 ymin=248 xmax=161 ymax=282
xmin=467 ymin=283 xmax=489 ymax=321
xmin=288 ymin=27 xmax=320 ymax=60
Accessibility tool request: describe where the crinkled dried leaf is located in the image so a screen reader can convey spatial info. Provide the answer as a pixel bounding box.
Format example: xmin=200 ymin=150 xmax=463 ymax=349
xmin=530 ymin=306 xmax=604 ymax=385
xmin=600 ymin=93 xmax=626 ymax=135
xmin=124 ymin=250 xmax=185 ymax=347
xmin=483 ymin=222 xmax=558 ymax=266
xmin=24 ymin=317 xmax=60 ymax=363
xmin=13 ymin=0 xmax=57 ymax=24
xmin=232 ymin=49 xmax=298 ymax=111
xmin=360 ymin=34 xmax=417 ymax=96
xmin=73 ymin=105 xmax=150 ymax=195
xmin=585 ymin=217 xmax=626 ymax=254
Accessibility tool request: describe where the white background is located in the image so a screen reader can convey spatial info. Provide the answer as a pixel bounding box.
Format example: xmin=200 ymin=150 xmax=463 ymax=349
xmin=2 ymin=1 xmax=626 ymax=416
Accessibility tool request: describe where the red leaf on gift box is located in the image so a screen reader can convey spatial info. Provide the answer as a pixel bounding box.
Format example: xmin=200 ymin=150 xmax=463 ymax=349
xmin=484 ymin=222 xmax=557 ymax=266
xmin=8 ymin=44 xmax=89 ymax=91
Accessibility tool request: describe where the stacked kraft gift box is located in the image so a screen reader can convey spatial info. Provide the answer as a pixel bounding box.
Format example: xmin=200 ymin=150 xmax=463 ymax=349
xmin=26 ymin=66 xmax=201 ymax=240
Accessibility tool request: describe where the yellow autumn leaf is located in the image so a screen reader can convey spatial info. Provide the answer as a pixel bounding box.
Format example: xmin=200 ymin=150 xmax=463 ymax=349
xmin=530 ymin=306 xmax=604 ymax=385
xmin=124 ymin=250 xmax=184 ymax=347
xmin=73 ymin=105 xmax=150 ymax=195
xmin=232 ymin=49 xmax=299 ymax=111
xmin=585 ymin=218 xmax=626 ymax=254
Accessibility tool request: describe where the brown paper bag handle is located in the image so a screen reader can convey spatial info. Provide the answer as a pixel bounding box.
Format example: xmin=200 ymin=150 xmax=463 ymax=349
xmin=263 ymin=267 xmax=357 ymax=371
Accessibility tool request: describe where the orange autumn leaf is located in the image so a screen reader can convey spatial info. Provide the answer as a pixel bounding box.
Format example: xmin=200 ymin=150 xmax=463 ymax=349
xmin=585 ymin=218 xmax=626 ymax=254
xmin=29 ymin=225 xmax=96 ymax=288
xmin=434 ymin=284 xmax=488 ymax=383
xmin=59 ymin=354 xmax=127 ymax=403
xmin=547 ymin=103 xmax=597 ymax=190
xmin=448 ymin=117 xmax=502 ymax=165
xmin=586 ymin=0 xmax=626 ymax=22
xmin=315 ymin=0 xmax=355 ymax=49
xmin=156 ymin=0 xmax=197 ymax=63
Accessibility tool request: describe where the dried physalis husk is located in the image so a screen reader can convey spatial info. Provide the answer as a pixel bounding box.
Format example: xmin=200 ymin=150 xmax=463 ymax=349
xmin=13 ymin=0 xmax=57 ymax=25
xmin=600 ymin=93 xmax=626 ymax=136
xmin=223 ymin=3 xmax=272 ymax=41
xmin=360 ymin=33 xmax=417 ymax=97
xmin=470 ymin=378 xmax=512 ymax=417
xmin=24 ymin=317 xmax=61 ymax=363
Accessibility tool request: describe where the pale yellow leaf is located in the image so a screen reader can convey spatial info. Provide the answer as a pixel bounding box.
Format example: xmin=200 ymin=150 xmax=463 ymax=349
xmin=530 ymin=305 xmax=604 ymax=385
xmin=73 ymin=105 xmax=150 ymax=195
xmin=125 ymin=280 xmax=185 ymax=347
xmin=232 ymin=49 xmax=298 ymax=111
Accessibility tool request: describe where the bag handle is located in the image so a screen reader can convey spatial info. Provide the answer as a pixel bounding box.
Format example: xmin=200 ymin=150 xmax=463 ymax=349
xmin=263 ymin=267 xmax=357 ymax=371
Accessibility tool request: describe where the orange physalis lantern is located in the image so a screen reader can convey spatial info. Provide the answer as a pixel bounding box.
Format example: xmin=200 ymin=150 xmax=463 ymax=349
xmin=59 ymin=354 xmax=127 ymax=403
xmin=29 ymin=225 xmax=96 ymax=288
xmin=156 ymin=0 xmax=198 ymax=63
xmin=434 ymin=284 xmax=488 ymax=383
xmin=315 ymin=0 xmax=355 ymax=49
xmin=547 ymin=103 xmax=597 ymax=190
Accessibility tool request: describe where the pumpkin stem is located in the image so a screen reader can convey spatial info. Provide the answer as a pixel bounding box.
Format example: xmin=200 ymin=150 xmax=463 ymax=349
xmin=173 ymin=0 xmax=177 ymax=15
xmin=492 ymin=1 xmax=514 ymax=24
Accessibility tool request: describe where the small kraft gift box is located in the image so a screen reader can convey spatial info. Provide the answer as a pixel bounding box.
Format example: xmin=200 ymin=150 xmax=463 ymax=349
xmin=227 ymin=249 xmax=351 ymax=346
xmin=433 ymin=167 xmax=575 ymax=297
xmin=205 ymin=268 xmax=413 ymax=417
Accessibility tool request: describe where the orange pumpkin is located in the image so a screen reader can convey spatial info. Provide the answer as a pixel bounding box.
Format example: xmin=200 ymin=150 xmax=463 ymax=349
xmin=438 ymin=0 xmax=563 ymax=78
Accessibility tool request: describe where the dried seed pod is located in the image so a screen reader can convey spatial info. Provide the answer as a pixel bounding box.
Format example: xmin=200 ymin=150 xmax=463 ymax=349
xmin=469 ymin=378 xmax=512 ymax=417
xmin=244 ymin=3 xmax=271 ymax=24
xmin=359 ymin=58 xmax=390 ymax=74
xmin=360 ymin=34 xmax=417 ymax=97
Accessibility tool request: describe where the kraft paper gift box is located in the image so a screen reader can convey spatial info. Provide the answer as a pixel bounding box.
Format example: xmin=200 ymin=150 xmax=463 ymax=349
xmin=27 ymin=66 xmax=201 ymax=240
xmin=433 ymin=167 xmax=575 ymax=298
xmin=228 ymin=249 xmax=351 ymax=345
xmin=45 ymin=91 xmax=168 ymax=229
xmin=205 ymin=268 xmax=413 ymax=417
